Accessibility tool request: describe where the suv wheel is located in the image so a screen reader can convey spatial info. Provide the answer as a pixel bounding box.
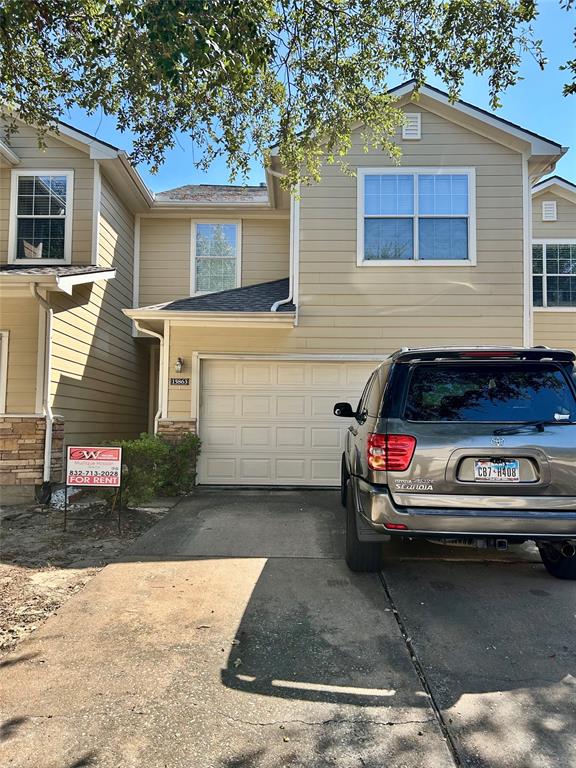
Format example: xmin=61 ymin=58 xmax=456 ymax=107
xmin=345 ymin=480 xmax=385 ymax=573
xmin=538 ymin=544 xmax=576 ymax=580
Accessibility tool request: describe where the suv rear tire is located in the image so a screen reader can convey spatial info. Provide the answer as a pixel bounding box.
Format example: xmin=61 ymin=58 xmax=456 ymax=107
xmin=538 ymin=544 xmax=576 ymax=580
xmin=345 ymin=480 xmax=385 ymax=573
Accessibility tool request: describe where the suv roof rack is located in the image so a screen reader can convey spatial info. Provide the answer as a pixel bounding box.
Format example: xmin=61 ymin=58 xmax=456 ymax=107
xmin=390 ymin=346 xmax=576 ymax=363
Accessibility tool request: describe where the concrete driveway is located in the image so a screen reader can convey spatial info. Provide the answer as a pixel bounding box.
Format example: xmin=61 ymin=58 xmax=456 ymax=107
xmin=1 ymin=490 xmax=574 ymax=768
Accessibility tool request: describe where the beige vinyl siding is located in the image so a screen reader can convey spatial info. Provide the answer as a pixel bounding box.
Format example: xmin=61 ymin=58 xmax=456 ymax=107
xmin=138 ymin=216 xmax=289 ymax=306
xmin=533 ymin=312 xmax=576 ymax=352
xmin=139 ymin=217 xmax=191 ymax=306
xmin=298 ymin=104 xmax=525 ymax=350
xmin=241 ymin=219 xmax=290 ymax=285
xmin=50 ymin=173 xmax=147 ymax=443
xmin=0 ymin=297 xmax=39 ymax=413
xmin=532 ymin=192 xmax=576 ymax=239
xmin=0 ymin=123 xmax=94 ymax=265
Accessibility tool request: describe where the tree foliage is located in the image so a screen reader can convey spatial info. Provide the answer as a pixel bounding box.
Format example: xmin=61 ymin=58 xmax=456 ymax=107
xmin=0 ymin=1 xmax=573 ymax=186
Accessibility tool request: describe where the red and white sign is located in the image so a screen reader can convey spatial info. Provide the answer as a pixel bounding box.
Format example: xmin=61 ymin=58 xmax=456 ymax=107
xmin=66 ymin=446 xmax=122 ymax=487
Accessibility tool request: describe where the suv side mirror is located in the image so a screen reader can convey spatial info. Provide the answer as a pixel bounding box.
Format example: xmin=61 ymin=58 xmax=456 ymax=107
xmin=334 ymin=402 xmax=356 ymax=418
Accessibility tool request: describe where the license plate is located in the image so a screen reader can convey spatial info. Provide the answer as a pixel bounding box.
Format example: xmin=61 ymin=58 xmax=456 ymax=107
xmin=474 ymin=459 xmax=520 ymax=483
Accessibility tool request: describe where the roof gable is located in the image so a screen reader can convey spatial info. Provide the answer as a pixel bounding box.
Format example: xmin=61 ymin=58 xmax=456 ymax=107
xmin=532 ymin=175 xmax=576 ymax=205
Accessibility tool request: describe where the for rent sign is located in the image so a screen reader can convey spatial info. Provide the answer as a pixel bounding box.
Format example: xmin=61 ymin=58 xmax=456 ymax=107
xmin=66 ymin=446 xmax=122 ymax=487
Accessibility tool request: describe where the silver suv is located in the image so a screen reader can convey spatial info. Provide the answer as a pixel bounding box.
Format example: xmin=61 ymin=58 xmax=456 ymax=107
xmin=335 ymin=347 xmax=576 ymax=579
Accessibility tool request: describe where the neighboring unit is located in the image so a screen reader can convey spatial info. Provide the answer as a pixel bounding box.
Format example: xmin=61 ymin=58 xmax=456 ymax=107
xmin=0 ymin=122 xmax=151 ymax=499
xmin=531 ymin=176 xmax=576 ymax=351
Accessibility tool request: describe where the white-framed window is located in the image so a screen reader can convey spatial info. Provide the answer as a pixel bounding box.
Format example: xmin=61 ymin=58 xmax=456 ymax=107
xmin=8 ymin=170 xmax=74 ymax=264
xmin=190 ymin=221 xmax=241 ymax=294
xmin=533 ymin=240 xmax=576 ymax=310
xmin=541 ymin=200 xmax=557 ymax=222
xmin=0 ymin=331 xmax=8 ymax=414
xmin=356 ymin=167 xmax=476 ymax=266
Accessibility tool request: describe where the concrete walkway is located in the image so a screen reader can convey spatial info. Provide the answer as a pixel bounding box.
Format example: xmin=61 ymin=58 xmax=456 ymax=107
xmin=0 ymin=490 xmax=453 ymax=768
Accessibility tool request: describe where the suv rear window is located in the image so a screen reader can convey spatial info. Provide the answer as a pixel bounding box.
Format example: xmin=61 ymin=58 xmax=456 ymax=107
xmin=404 ymin=363 xmax=576 ymax=422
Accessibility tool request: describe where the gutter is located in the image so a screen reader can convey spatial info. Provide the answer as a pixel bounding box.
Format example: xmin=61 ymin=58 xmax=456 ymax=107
xmin=29 ymin=283 xmax=54 ymax=484
xmin=134 ymin=320 xmax=164 ymax=433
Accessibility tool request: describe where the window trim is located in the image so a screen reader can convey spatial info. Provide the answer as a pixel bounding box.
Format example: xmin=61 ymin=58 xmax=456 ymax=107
xmin=356 ymin=167 xmax=476 ymax=267
xmin=8 ymin=169 xmax=74 ymax=265
xmin=533 ymin=239 xmax=576 ymax=313
xmin=189 ymin=219 xmax=242 ymax=296
xmin=0 ymin=331 xmax=8 ymax=414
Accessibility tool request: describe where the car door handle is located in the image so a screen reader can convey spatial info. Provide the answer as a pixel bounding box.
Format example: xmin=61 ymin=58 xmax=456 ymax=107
xmin=349 ymin=426 xmax=358 ymax=436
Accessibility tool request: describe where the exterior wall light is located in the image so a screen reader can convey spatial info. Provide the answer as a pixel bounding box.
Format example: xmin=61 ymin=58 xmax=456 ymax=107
xmin=175 ymin=357 xmax=184 ymax=373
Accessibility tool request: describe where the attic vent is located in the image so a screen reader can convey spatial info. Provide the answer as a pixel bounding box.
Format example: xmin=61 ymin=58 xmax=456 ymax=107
xmin=542 ymin=200 xmax=557 ymax=222
xmin=402 ymin=113 xmax=421 ymax=140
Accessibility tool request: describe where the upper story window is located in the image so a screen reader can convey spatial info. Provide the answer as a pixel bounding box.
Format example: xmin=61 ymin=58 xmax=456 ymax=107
xmin=192 ymin=222 xmax=241 ymax=294
xmin=9 ymin=170 xmax=73 ymax=263
xmin=357 ymin=168 xmax=476 ymax=266
xmin=533 ymin=242 xmax=576 ymax=309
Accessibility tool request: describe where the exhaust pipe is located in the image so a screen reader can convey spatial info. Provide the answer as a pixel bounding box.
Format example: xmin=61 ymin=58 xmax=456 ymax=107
xmin=561 ymin=541 xmax=576 ymax=558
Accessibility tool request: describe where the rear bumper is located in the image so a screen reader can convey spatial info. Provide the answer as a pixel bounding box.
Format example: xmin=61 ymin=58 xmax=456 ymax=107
xmin=355 ymin=477 xmax=576 ymax=541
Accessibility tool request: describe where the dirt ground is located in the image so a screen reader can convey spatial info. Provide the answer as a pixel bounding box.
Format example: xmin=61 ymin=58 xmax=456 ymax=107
xmin=0 ymin=493 xmax=180 ymax=655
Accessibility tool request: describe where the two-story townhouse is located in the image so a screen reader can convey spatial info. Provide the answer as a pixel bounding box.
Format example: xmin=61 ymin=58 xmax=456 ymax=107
xmin=0 ymin=121 xmax=151 ymax=499
xmin=531 ymin=176 xmax=576 ymax=351
xmin=126 ymin=81 xmax=568 ymax=489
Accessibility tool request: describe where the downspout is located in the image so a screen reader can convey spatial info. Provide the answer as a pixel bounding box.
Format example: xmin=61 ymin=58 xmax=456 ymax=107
xmin=134 ymin=320 xmax=164 ymax=433
xmin=271 ymin=177 xmax=300 ymax=319
xmin=30 ymin=283 xmax=53 ymax=483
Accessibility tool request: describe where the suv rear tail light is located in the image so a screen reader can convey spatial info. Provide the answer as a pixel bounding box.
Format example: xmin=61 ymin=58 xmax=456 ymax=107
xmin=367 ymin=434 xmax=416 ymax=471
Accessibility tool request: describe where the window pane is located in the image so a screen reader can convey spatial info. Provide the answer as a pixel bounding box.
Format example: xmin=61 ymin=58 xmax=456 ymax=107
xmin=196 ymin=258 xmax=237 ymax=293
xmin=364 ymin=175 xmax=414 ymax=216
xmin=418 ymin=174 xmax=468 ymax=215
xmin=547 ymin=275 xmax=576 ymax=308
xmin=404 ymin=364 xmax=576 ymax=422
xmin=532 ymin=244 xmax=543 ymax=275
xmin=419 ymin=218 xmax=468 ymax=260
xmin=533 ymin=275 xmax=544 ymax=307
xmin=196 ymin=224 xmax=237 ymax=259
xmin=16 ymin=217 xmax=64 ymax=260
xmin=364 ymin=218 xmax=414 ymax=260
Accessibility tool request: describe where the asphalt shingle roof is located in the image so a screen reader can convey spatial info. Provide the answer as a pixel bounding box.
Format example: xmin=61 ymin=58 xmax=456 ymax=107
xmin=0 ymin=265 xmax=113 ymax=278
xmin=150 ymin=278 xmax=294 ymax=313
xmin=155 ymin=183 xmax=269 ymax=204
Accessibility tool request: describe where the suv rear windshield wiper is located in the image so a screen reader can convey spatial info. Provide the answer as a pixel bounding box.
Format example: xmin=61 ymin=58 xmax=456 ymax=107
xmin=494 ymin=420 xmax=575 ymax=436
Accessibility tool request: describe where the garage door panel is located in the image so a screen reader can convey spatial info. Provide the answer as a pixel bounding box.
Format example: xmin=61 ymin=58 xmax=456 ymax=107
xmin=276 ymin=395 xmax=306 ymax=417
xmin=310 ymin=427 xmax=341 ymax=449
xmin=203 ymin=394 xmax=236 ymax=418
xmin=240 ymin=458 xmax=272 ymax=480
xmin=276 ymin=458 xmax=307 ymax=480
xmin=241 ymin=395 xmax=270 ymax=417
xmin=276 ymin=426 xmax=307 ymax=448
xmin=241 ymin=426 xmax=272 ymax=447
xmin=277 ymin=364 xmax=306 ymax=386
xmin=199 ymin=360 xmax=377 ymax=486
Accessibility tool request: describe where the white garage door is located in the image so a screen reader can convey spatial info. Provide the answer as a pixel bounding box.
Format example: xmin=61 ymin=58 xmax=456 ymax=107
xmin=198 ymin=359 xmax=377 ymax=486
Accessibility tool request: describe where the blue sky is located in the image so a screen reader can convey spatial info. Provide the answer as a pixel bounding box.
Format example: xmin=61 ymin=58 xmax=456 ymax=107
xmin=64 ymin=1 xmax=575 ymax=193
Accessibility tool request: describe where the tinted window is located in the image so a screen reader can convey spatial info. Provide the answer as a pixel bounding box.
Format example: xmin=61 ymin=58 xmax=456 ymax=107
xmin=404 ymin=363 xmax=576 ymax=422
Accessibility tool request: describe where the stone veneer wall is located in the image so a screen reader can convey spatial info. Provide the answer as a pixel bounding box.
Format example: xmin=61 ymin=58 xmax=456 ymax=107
xmin=156 ymin=419 xmax=197 ymax=443
xmin=0 ymin=416 xmax=64 ymax=487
